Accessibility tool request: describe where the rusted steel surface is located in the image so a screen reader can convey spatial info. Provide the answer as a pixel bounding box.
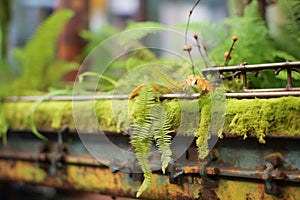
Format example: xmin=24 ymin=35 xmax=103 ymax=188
xmin=215 ymin=179 xmax=300 ymax=200
xmin=1 ymin=158 xmax=300 ymax=199
xmin=0 ymin=159 xmax=199 ymax=200
xmin=1 ymin=131 xmax=300 ymax=199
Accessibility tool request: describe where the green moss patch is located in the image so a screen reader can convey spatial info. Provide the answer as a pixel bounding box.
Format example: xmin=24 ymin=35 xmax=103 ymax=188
xmin=0 ymin=96 xmax=299 ymax=142
xmin=224 ymin=97 xmax=300 ymax=142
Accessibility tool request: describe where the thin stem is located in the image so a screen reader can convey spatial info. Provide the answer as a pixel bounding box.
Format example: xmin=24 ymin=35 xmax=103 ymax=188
xmin=224 ymin=40 xmax=237 ymax=66
xmin=194 ymin=36 xmax=210 ymax=68
xmin=187 ymin=51 xmax=196 ymax=75
xmin=185 ymin=0 xmax=201 ymax=45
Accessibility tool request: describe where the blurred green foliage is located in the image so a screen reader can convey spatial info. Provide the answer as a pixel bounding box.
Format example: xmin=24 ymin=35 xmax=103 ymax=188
xmin=175 ymin=0 xmax=300 ymax=90
xmin=0 ymin=0 xmax=11 ymax=59
xmin=0 ymin=10 xmax=78 ymax=96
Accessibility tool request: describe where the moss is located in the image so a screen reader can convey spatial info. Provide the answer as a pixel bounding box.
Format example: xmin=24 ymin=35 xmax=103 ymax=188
xmin=224 ymin=97 xmax=300 ymax=142
xmin=0 ymin=96 xmax=299 ymax=144
xmin=0 ymin=100 xmax=131 ymax=133
xmin=0 ymin=112 xmax=8 ymax=145
xmin=162 ymin=99 xmax=200 ymax=136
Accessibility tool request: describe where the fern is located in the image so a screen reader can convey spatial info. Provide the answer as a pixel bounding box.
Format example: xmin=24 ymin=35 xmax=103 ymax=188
xmin=130 ymin=85 xmax=174 ymax=197
xmin=14 ymin=10 xmax=75 ymax=91
xmin=121 ymin=21 xmax=164 ymax=47
xmin=130 ymin=85 xmax=156 ymax=198
xmin=145 ymin=65 xmax=181 ymax=90
xmin=276 ymin=0 xmax=300 ymax=60
xmin=80 ymin=24 xmax=120 ymax=59
xmin=151 ymin=104 xmax=173 ymax=174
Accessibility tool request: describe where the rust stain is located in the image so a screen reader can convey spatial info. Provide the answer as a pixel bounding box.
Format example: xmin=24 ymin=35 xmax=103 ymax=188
xmin=216 ymin=179 xmax=300 ymax=200
xmin=184 ymin=166 xmax=199 ymax=174
xmin=0 ymin=160 xmax=197 ymax=199
xmin=1 ymin=159 xmax=300 ymax=199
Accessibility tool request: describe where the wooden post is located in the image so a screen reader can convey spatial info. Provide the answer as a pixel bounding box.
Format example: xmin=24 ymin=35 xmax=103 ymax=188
xmin=56 ymin=0 xmax=89 ymax=82
xmin=56 ymin=0 xmax=89 ymax=62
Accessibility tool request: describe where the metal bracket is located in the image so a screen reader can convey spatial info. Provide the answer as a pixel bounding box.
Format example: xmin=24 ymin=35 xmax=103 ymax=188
xmin=39 ymin=126 xmax=69 ymax=175
xmin=262 ymin=152 xmax=286 ymax=195
xmin=199 ymin=150 xmax=219 ymax=189
xmin=168 ymin=162 xmax=184 ymax=184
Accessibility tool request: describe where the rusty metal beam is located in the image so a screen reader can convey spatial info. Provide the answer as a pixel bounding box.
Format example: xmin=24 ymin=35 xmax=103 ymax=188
xmin=0 ymin=159 xmax=199 ymax=200
xmin=202 ymin=61 xmax=300 ymax=74
xmin=2 ymin=149 xmax=300 ymax=184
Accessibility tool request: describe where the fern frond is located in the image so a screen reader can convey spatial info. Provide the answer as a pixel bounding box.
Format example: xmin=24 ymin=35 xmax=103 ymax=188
xmin=283 ymin=0 xmax=300 ymax=33
xmin=14 ymin=10 xmax=74 ymax=90
xmin=131 ymin=127 xmax=153 ymax=198
xmin=131 ymin=85 xmax=156 ymax=126
xmin=136 ymin=171 xmax=152 ymax=198
xmin=151 ymin=104 xmax=173 ymax=174
xmin=130 ymin=85 xmax=157 ymax=197
xmin=130 ymin=85 xmax=175 ymax=196
xmin=122 ymin=21 xmax=164 ymax=45
xmin=145 ymin=66 xmax=180 ymax=90
xmin=276 ymin=0 xmax=300 ymax=60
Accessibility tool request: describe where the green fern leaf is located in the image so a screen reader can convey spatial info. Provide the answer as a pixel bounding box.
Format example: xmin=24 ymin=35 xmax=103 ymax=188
xmin=130 ymin=85 xmax=156 ymax=197
xmin=14 ymin=10 xmax=74 ymax=90
xmin=151 ymin=104 xmax=173 ymax=174
xmin=130 ymin=85 xmax=175 ymax=196
xmin=145 ymin=66 xmax=180 ymax=90
xmin=122 ymin=21 xmax=164 ymax=45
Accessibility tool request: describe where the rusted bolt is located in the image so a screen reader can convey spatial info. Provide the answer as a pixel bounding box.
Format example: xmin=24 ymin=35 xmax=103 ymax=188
xmin=265 ymin=153 xmax=283 ymax=168
xmin=206 ymin=167 xmax=220 ymax=175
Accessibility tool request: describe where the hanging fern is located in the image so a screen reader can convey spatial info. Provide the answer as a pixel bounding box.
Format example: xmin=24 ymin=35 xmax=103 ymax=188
xmin=130 ymin=85 xmax=174 ymax=197
xmin=151 ymin=104 xmax=173 ymax=173
xmin=130 ymin=85 xmax=156 ymax=198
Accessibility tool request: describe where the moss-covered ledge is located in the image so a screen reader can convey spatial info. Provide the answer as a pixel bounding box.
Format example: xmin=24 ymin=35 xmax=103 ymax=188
xmin=224 ymin=97 xmax=300 ymax=142
xmin=0 ymin=96 xmax=299 ymax=142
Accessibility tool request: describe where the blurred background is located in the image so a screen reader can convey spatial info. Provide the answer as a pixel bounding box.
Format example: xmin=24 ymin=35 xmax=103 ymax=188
xmin=1 ymin=0 xmax=298 ymax=94
xmin=0 ymin=0 xmax=299 ymax=199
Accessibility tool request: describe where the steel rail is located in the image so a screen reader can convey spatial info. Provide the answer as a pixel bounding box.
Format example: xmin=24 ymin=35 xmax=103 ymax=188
xmin=2 ymin=93 xmax=202 ymax=102
xmin=3 ymin=90 xmax=300 ymax=102
xmin=1 ymin=150 xmax=300 ymax=183
xmin=225 ymin=91 xmax=300 ymax=98
xmin=201 ymin=61 xmax=300 ymax=74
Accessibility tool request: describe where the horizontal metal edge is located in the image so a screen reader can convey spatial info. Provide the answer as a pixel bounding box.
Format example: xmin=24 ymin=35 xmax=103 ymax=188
xmin=2 ymin=93 xmax=202 ymax=102
xmin=225 ymin=91 xmax=300 ymax=98
xmin=3 ymin=91 xmax=300 ymax=102
xmin=2 ymin=150 xmax=300 ymax=183
xmin=202 ymin=61 xmax=300 ymax=74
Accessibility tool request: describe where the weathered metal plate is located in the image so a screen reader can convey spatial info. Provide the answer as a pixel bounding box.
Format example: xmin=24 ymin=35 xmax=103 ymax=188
xmin=1 ymin=132 xmax=300 ymax=199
